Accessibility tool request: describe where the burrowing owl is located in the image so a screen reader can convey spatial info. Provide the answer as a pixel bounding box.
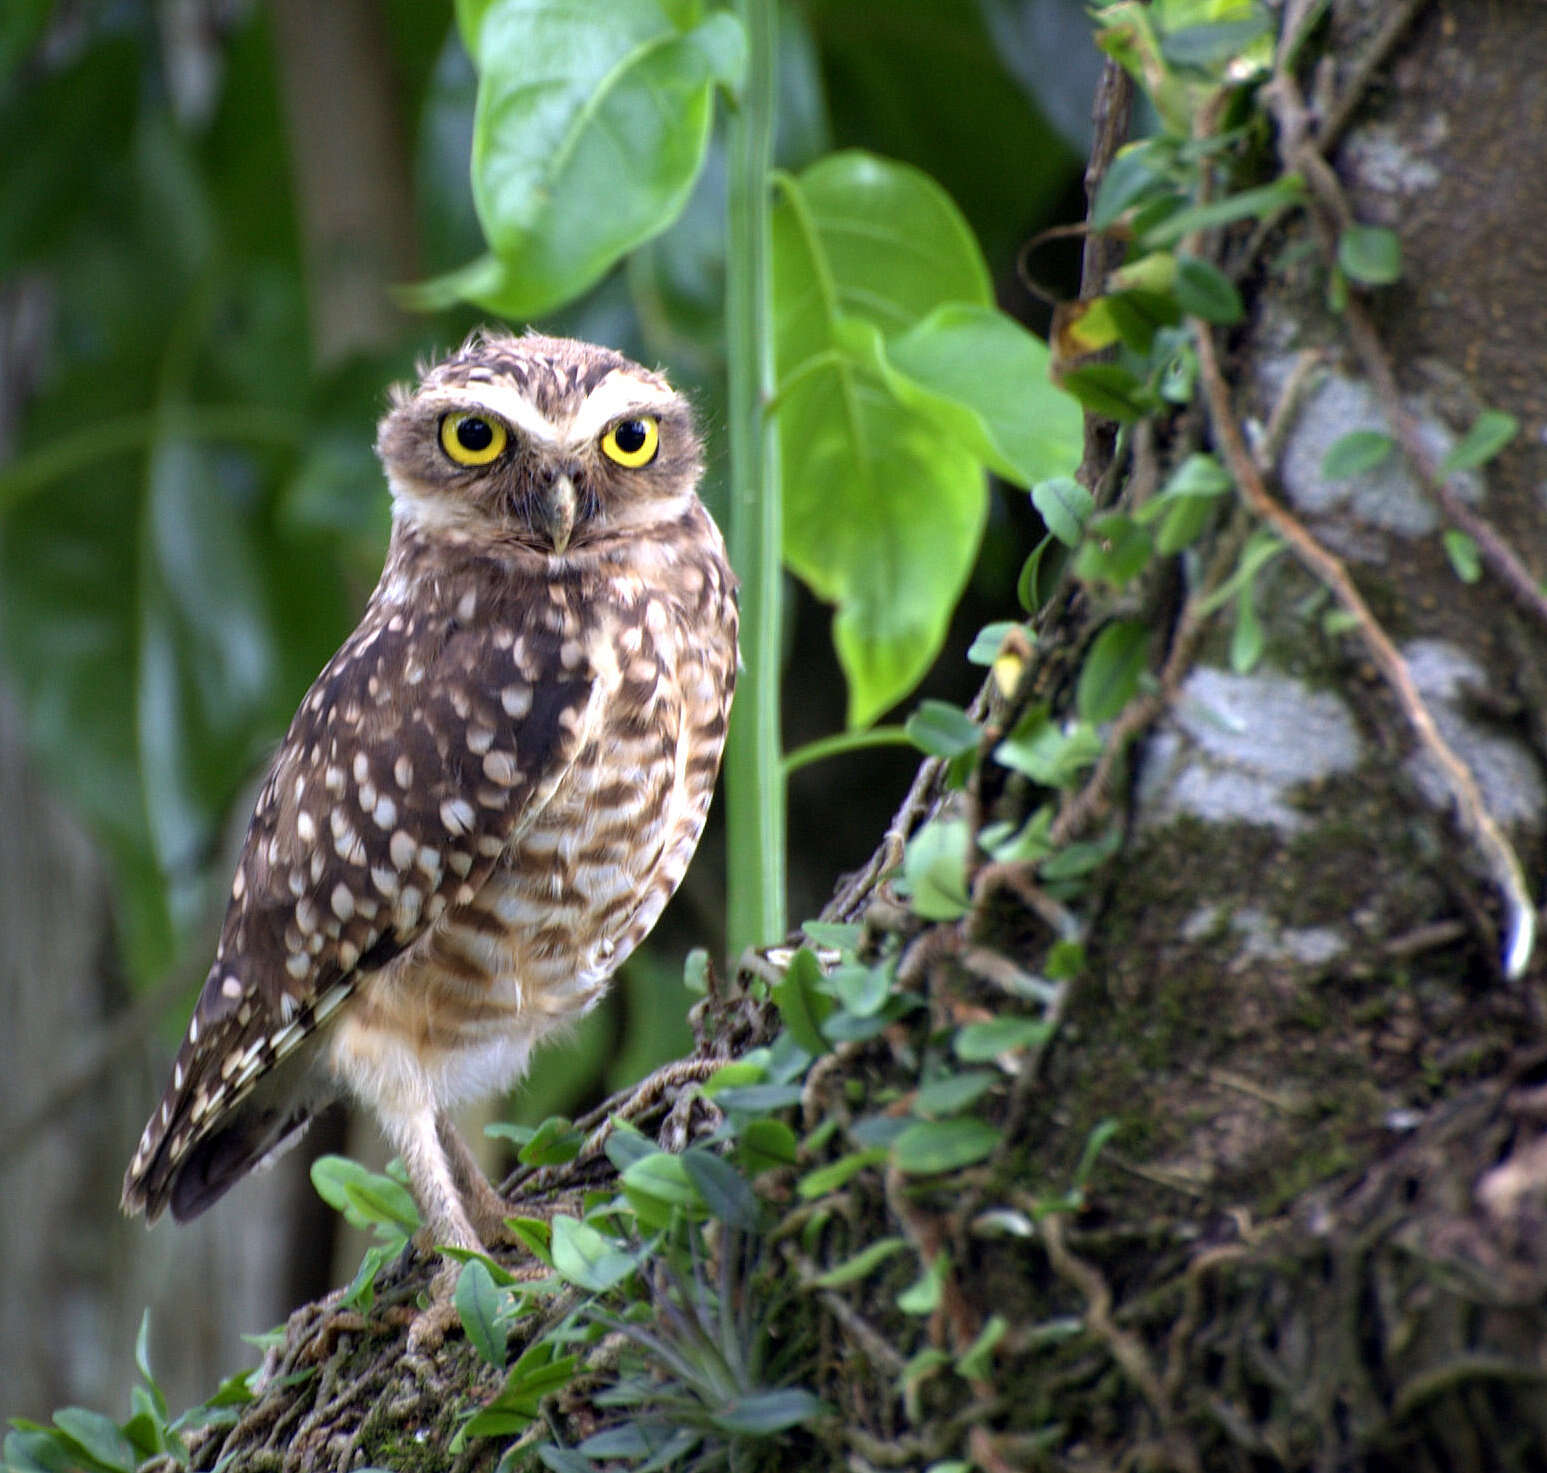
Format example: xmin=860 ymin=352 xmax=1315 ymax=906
xmin=122 ymin=331 xmax=738 ymax=1258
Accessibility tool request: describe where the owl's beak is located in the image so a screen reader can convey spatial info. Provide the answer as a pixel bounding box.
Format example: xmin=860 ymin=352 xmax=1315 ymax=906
xmin=539 ymin=473 xmax=577 ymax=554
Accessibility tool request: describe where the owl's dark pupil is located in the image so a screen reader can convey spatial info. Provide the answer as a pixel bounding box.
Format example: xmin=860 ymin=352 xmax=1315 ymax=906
xmin=456 ymin=417 xmax=494 ymax=452
xmin=614 ymin=419 xmax=649 ymax=454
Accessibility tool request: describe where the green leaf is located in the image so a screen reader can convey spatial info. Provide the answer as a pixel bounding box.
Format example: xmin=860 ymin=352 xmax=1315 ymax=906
xmin=914 ymin=1070 xmax=998 ymax=1118
xmin=848 ymin=304 xmax=1082 ymax=490
xmin=905 ymin=700 xmax=980 ymax=759
xmin=1193 ymin=528 xmax=1284 ymax=614
xmin=1151 ymin=451 xmax=1232 ymax=504
xmin=954 ymin=1313 xmax=1008 ymax=1380
xmin=1032 ymin=476 xmax=1095 ymax=547
xmin=682 ymin=1148 xmax=761 ymax=1228
xmin=827 ymin=961 xmax=893 ymax=1016
xmin=463 ymin=1341 xmax=579 ymax=1441
xmin=709 ymin=1388 xmax=825 ymax=1436
xmin=736 ymin=1118 xmax=799 ymax=1173
xmin=772 ymin=946 xmax=833 ymax=1055
xmin=412 ymin=3 xmax=744 ymax=316
xmin=994 ymin=708 xmax=1102 ymax=789
xmin=456 ymin=1258 xmax=510 ymax=1369
xmin=1337 ymin=224 xmax=1402 ymax=285
xmin=798 ymin=1147 xmax=890 ymax=1200
xmin=1018 ymin=534 xmax=1070 ymax=612
xmin=1230 ymin=582 xmax=1265 ymax=672
xmin=896 ymin=1254 xmax=947 ymax=1313
xmin=966 ymin=621 xmax=1019 ymax=665
xmin=1442 ymin=529 xmax=1482 ymax=584
xmin=955 ymin=1017 xmax=1050 ymax=1062
xmin=51 ymin=1410 xmax=136 ymax=1473
xmin=810 ymin=1235 xmax=909 ymax=1288
xmin=1076 ymin=620 xmax=1151 ymax=723
xmin=338 ymin=1243 xmax=396 ymax=1313
xmin=892 ymin=1117 xmax=1000 ymax=1174
xmin=620 ymin=1152 xmax=705 ymax=1225
xmin=133 ymin=1311 xmax=167 ymax=1422
xmin=549 ymin=1215 xmax=637 ymax=1293
xmin=1172 ymin=253 xmax=1242 ymax=322
xmin=518 ymin=1115 xmax=585 ymax=1167
xmin=901 ymin=818 xmax=971 ymax=920
xmin=1091 ymin=141 xmax=1176 ymax=229
xmin=1059 ymin=363 xmax=1154 ymax=421
xmin=1440 ymin=409 xmax=1519 ymax=474
xmin=1321 ymin=429 xmax=1394 ymax=480
xmin=1141 ymin=175 xmax=1306 ymax=248
xmin=773 ymin=151 xmax=993 ymax=726
xmin=1073 ymin=512 xmax=1155 ymax=589
xmin=310 ymin=1156 xmax=421 ymax=1238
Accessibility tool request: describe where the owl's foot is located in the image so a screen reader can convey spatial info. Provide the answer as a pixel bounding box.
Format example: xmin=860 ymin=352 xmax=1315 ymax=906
xmin=405 ymin=1257 xmax=464 ymax=1354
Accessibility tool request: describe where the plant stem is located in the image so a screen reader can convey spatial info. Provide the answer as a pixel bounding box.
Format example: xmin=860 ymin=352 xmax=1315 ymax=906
xmin=783 ymin=725 xmax=913 ymax=777
xmin=723 ymin=0 xmax=785 ymax=957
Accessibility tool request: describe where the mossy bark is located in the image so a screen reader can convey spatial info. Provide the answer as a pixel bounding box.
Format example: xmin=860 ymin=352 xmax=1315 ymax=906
xmin=180 ymin=4 xmax=1547 ymax=1469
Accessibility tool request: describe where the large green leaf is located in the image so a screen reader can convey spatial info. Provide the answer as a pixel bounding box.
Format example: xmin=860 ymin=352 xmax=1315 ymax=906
xmin=771 ymin=151 xmax=991 ymax=726
xmin=409 ymin=0 xmax=744 ymax=317
xmin=840 ymin=304 xmax=1082 ymax=489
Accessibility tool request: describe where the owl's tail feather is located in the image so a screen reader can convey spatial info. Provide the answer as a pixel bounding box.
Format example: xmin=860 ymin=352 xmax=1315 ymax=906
xmin=167 ymin=1105 xmax=315 ymax=1221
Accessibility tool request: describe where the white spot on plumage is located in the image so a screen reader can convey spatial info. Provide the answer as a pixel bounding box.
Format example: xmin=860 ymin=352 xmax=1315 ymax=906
xmin=441 ymin=798 xmax=476 ymax=836
xmin=483 ymin=750 xmax=520 ymax=786
xmin=374 ymin=794 xmax=398 ymax=829
xmin=330 ymin=883 xmax=355 ymax=922
xmin=390 ymin=830 xmax=417 ymax=871
xmin=286 ymin=954 xmax=309 ymax=980
xmin=501 ymin=683 xmax=531 ymax=718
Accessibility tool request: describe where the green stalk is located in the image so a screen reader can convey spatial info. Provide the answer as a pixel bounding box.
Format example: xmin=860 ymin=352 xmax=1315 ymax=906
xmin=723 ymin=0 xmax=785 ymax=958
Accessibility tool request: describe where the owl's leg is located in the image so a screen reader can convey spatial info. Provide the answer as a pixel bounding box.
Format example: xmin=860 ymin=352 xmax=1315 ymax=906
xmin=436 ymin=1111 xmax=516 ymax=1243
xmin=384 ymin=1106 xmax=483 ymax=1253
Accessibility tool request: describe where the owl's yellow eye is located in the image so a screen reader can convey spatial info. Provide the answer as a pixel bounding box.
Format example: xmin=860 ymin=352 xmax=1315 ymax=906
xmin=439 ymin=412 xmax=507 ymax=466
xmin=600 ymin=415 xmax=659 ymax=468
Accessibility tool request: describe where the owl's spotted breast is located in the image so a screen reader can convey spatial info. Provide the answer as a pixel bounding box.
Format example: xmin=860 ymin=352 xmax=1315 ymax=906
xmin=123 ymin=328 xmax=737 ymax=1266
xmin=327 ymin=509 xmax=737 ymax=1113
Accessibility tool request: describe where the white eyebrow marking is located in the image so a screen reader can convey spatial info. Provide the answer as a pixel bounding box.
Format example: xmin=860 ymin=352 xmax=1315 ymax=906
xmin=425 ymin=384 xmax=562 ymax=445
xmin=570 ymin=371 xmax=678 ymax=443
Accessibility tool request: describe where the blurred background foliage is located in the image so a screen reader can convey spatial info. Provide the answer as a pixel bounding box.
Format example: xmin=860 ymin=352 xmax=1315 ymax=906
xmin=0 ymin=0 xmax=1096 ymax=1414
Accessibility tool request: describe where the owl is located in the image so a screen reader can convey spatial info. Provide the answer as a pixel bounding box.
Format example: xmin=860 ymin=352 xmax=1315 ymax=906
xmin=122 ymin=331 xmax=738 ymax=1261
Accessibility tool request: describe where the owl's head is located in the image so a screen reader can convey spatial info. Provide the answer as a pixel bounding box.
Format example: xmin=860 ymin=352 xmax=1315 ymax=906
xmin=376 ymin=330 xmax=703 ymax=553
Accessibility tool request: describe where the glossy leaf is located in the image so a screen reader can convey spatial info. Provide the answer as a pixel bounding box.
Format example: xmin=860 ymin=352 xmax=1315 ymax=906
xmin=772 ymin=946 xmax=833 ymax=1055
xmin=1076 ymin=620 xmax=1150 ymax=723
xmin=682 ymin=1148 xmax=761 ymax=1228
xmin=410 ymin=0 xmax=745 ymax=316
xmin=457 ymin=1258 xmax=511 ymax=1369
xmin=549 ymin=1216 xmax=636 ymax=1293
xmin=772 ymin=151 xmax=993 ymax=726
xmin=1173 ymin=253 xmax=1242 ymax=322
xmin=846 ymin=304 xmax=1082 ymax=489
xmin=906 ymin=700 xmax=980 ymax=759
xmin=901 ymin=818 xmax=971 ymax=920
xmin=1033 ymin=476 xmax=1095 ymax=547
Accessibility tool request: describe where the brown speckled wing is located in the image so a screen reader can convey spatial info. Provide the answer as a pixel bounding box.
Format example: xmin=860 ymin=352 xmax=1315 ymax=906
xmin=122 ymin=544 xmax=596 ymax=1221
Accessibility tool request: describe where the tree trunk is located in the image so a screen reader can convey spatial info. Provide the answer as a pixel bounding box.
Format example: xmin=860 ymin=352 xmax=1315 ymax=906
xmin=172 ymin=2 xmax=1547 ymax=1468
